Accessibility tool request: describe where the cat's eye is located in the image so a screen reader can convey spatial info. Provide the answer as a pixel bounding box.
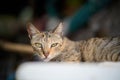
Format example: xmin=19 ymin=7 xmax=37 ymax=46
xmin=51 ymin=43 xmax=58 ymax=47
xmin=35 ymin=43 xmax=42 ymax=48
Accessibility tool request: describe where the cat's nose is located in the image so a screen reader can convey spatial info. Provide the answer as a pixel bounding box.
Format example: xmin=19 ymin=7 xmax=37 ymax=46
xmin=44 ymin=53 xmax=49 ymax=58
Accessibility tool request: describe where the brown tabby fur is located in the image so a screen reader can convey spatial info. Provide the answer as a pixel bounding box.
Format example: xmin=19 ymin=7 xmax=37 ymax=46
xmin=27 ymin=23 xmax=120 ymax=62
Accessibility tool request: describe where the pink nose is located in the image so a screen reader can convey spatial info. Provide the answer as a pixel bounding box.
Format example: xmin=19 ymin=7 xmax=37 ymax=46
xmin=44 ymin=53 xmax=49 ymax=58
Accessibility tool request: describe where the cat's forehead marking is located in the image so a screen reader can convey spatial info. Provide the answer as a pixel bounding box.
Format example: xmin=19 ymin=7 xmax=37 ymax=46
xmin=44 ymin=32 xmax=51 ymax=37
xmin=40 ymin=32 xmax=51 ymax=42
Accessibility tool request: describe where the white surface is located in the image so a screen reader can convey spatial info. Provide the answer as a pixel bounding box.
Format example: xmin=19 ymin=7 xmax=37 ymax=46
xmin=16 ymin=62 xmax=120 ymax=80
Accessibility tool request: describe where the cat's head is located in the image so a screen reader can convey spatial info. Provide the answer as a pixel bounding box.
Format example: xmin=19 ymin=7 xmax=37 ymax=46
xmin=27 ymin=23 xmax=64 ymax=62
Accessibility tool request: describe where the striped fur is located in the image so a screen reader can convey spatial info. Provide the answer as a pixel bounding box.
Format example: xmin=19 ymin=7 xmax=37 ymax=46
xmin=27 ymin=23 xmax=120 ymax=62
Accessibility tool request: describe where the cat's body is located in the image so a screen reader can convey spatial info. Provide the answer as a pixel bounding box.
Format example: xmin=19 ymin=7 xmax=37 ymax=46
xmin=27 ymin=23 xmax=120 ymax=62
xmin=51 ymin=37 xmax=120 ymax=62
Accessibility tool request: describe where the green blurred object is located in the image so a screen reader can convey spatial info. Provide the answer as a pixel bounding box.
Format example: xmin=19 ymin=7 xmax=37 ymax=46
xmin=69 ymin=0 xmax=112 ymax=33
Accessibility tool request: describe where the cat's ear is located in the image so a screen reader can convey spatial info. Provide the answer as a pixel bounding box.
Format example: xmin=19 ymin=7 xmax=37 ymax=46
xmin=52 ymin=22 xmax=63 ymax=35
xmin=26 ymin=23 xmax=40 ymax=39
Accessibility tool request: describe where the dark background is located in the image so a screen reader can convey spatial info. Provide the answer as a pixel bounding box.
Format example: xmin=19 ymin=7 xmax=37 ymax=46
xmin=0 ymin=0 xmax=120 ymax=80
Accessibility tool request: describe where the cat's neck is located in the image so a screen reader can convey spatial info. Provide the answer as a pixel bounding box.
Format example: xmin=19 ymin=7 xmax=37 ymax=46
xmin=61 ymin=37 xmax=86 ymax=52
xmin=61 ymin=37 xmax=76 ymax=51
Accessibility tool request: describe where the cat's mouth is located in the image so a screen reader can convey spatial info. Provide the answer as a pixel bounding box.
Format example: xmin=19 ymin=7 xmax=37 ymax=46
xmin=39 ymin=58 xmax=51 ymax=62
xmin=40 ymin=55 xmax=52 ymax=62
xmin=33 ymin=53 xmax=51 ymax=62
xmin=43 ymin=58 xmax=51 ymax=62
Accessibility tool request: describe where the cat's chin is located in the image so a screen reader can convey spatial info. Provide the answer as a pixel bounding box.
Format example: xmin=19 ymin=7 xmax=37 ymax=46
xmin=43 ymin=59 xmax=51 ymax=62
xmin=40 ymin=58 xmax=51 ymax=62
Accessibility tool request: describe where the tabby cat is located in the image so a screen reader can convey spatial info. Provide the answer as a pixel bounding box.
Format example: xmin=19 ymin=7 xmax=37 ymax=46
xmin=27 ymin=23 xmax=120 ymax=62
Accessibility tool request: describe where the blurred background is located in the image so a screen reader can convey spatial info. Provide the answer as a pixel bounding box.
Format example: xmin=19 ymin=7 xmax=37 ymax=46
xmin=0 ymin=0 xmax=120 ymax=80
